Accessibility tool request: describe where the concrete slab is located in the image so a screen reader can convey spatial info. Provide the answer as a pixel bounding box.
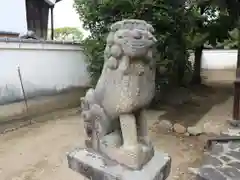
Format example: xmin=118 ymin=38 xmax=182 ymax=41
xmin=67 ymin=148 xmax=171 ymax=180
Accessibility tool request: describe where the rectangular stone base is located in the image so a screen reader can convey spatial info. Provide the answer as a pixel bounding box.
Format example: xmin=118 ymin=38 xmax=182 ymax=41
xmin=227 ymin=119 xmax=240 ymax=128
xmin=67 ymin=148 xmax=171 ymax=180
xmin=221 ymin=127 xmax=240 ymax=136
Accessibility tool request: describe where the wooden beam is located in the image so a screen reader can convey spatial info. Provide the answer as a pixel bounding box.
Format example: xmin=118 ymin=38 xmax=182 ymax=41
xmin=44 ymin=0 xmax=56 ymax=6
xmin=50 ymin=6 xmax=54 ymax=40
xmin=232 ymin=0 xmax=240 ymax=122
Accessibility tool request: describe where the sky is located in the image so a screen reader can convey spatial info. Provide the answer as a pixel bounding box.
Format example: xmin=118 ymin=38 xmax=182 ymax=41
xmin=51 ymin=0 xmax=90 ymax=38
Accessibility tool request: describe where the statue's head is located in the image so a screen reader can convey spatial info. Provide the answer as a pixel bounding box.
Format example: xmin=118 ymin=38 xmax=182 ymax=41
xmin=105 ymin=19 xmax=157 ymax=59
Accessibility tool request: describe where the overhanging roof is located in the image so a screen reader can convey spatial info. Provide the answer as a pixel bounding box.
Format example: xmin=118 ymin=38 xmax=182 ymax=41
xmin=44 ymin=0 xmax=63 ymax=6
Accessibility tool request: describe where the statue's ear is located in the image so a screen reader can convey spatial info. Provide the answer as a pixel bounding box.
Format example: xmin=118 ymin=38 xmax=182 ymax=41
xmin=147 ymin=24 xmax=155 ymax=33
xmin=152 ymin=36 xmax=157 ymax=43
xmin=106 ymin=32 xmax=114 ymax=45
xmin=110 ymin=21 xmax=122 ymax=32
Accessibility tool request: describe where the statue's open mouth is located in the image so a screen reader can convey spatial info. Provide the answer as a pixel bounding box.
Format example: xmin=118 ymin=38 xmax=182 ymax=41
xmin=124 ymin=40 xmax=153 ymax=57
xmin=131 ymin=40 xmax=146 ymax=48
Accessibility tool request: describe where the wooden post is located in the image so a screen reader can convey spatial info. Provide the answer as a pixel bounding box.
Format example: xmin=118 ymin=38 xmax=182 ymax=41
xmin=233 ymin=79 xmax=240 ymax=120
xmin=232 ymin=12 xmax=240 ymax=122
xmin=50 ymin=6 xmax=54 ymax=40
xmin=17 ymin=67 xmax=30 ymax=123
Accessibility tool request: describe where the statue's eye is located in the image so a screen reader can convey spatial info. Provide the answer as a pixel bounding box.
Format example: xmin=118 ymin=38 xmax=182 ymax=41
xmin=118 ymin=35 xmax=123 ymax=39
xmin=148 ymin=36 xmax=153 ymax=40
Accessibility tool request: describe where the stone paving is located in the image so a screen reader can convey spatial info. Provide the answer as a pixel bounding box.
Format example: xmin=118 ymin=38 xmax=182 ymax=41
xmin=196 ymin=128 xmax=240 ymax=180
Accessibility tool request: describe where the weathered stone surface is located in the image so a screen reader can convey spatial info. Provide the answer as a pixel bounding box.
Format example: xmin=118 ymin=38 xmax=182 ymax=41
xmin=79 ymin=19 xmax=158 ymax=170
xmin=228 ymin=161 xmax=240 ymax=169
xmin=67 ymin=148 xmax=171 ymax=180
xmin=211 ymin=143 xmax=224 ymax=155
xmin=229 ymin=141 xmax=240 ymax=150
xmin=203 ymin=154 xmax=223 ymax=166
xmin=187 ymin=126 xmax=203 ymax=136
xmin=236 ymin=148 xmax=240 ymax=152
xmin=221 ymin=128 xmax=240 ymax=137
xmin=220 ymin=155 xmax=232 ymax=162
xmin=196 ymin=130 xmax=240 ymax=180
xmin=227 ymin=151 xmax=240 ymax=160
xmin=173 ymin=123 xmax=186 ymax=134
xmin=197 ymin=167 xmax=227 ymax=180
xmin=218 ymin=166 xmax=240 ymax=178
xmin=227 ymin=119 xmax=240 ymax=127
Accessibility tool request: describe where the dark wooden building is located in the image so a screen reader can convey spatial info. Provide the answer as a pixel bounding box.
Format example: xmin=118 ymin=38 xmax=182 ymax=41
xmin=0 ymin=0 xmax=62 ymax=39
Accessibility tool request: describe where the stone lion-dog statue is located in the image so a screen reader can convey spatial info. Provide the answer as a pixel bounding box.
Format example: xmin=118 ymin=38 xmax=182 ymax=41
xmin=80 ymin=19 xmax=157 ymax=170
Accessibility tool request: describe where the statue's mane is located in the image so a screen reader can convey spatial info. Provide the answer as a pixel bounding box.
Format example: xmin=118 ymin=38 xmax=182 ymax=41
xmin=110 ymin=19 xmax=154 ymax=33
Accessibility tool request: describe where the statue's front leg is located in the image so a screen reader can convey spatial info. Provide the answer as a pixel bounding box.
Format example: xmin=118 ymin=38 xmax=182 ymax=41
xmin=119 ymin=114 xmax=138 ymax=148
xmin=138 ymin=110 xmax=153 ymax=147
xmin=104 ymin=113 xmax=154 ymax=170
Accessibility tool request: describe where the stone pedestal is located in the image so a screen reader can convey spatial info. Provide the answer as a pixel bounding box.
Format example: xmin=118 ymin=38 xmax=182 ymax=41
xmin=67 ymin=148 xmax=171 ymax=180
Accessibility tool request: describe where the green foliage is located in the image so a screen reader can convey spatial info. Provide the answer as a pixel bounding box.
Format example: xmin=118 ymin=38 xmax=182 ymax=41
xmin=74 ymin=0 xmax=239 ymax=89
xmin=183 ymin=0 xmax=239 ymax=84
xmin=82 ymin=37 xmax=106 ymax=85
xmin=75 ymin=0 xmax=194 ymax=89
xmin=185 ymin=0 xmax=236 ymax=48
xmin=189 ymin=0 xmax=239 ymax=47
xmin=53 ymin=27 xmax=84 ymax=41
xmin=221 ymin=28 xmax=239 ymax=48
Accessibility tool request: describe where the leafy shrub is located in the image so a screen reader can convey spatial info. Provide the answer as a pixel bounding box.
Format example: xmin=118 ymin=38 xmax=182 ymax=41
xmin=75 ymin=0 xmax=193 ymax=90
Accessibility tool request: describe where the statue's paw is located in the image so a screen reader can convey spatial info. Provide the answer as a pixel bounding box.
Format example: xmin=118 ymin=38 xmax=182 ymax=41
xmin=91 ymin=104 xmax=101 ymax=110
xmin=80 ymin=97 xmax=90 ymax=110
xmin=91 ymin=104 xmax=104 ymax=116
xmin=81 ymin=111 xmax=91 ymax=122
xmin=80 ymin=97 xmax=85 ymax=102
xmin=86 ymin=88 xmax=95 ymax=94
xmin=85 ymin=88 xmax=95 ymax=103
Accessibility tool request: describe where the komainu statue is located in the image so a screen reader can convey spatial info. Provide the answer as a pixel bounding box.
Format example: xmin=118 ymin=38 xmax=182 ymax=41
xmin=80 ymin=19 xmax=157 ymax=170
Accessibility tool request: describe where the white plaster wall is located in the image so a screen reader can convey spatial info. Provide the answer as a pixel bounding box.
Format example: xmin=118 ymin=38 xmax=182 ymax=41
xmin=0 ymin=0 xmax=27 ymax=34
xmin=0 ymin=41 xmax=90 ymax=103
xmin=201 ymin=50 xmax=238 ymax=69
xmin=0 ymin=44 xmax=237 ymax=104
xmin=189 ymin=49 xmax=238 ymax=69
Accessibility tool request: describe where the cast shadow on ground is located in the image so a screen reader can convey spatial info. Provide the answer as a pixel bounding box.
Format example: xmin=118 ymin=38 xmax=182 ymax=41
xmin=152 ymin=83 xmax=233 ymax=127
